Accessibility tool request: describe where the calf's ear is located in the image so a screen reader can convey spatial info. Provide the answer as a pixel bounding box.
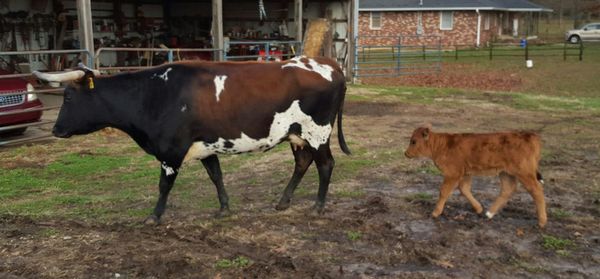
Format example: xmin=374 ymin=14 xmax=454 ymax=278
xmin=422 ymin=128 xmax=429 ymax=140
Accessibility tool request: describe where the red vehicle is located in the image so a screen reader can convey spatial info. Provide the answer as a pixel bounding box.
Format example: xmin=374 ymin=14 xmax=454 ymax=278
xmin=0 ymin=70 xmax=43 ymax=136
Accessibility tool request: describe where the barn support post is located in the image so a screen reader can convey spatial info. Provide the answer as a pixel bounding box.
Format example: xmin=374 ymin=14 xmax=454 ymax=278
xmin=295 ymin=0 xmax=303 ymax=42
xmin=348 ymin=0 xmax=358 ymax=82
xmin=76 ymin=0 xmax=94 ymax=66
xmin=212 ymin=0 xmax=224 ymax=61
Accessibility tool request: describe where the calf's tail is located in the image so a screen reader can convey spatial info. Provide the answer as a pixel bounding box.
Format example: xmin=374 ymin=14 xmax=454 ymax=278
xmin=337 ymin=86 xmax=351 ymax=155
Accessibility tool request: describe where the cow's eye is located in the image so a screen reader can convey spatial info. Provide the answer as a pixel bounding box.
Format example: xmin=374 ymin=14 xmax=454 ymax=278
xmin=411 ymin=140 xmax=416 ymax=145
xmin=64 ymin=95 xmax=72 ymax=102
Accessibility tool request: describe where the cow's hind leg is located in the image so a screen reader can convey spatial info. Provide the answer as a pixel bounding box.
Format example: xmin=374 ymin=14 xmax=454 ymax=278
xmin=458 ymin=176 xmax=483 ymax=214
xmin=145 ymin=166 xmax=179 ymax=225
xmin=517 ymin=173 xmax=547 ymax=228
xmin=311 ymin=143 xmax=335 ymax=214
xmin=276 ymin=145 xmax=313 ymax=211
xmin=201 ymin=155 xmax=231 ymax=218
xmin=486 ymin=172 xmax=517 ymax=219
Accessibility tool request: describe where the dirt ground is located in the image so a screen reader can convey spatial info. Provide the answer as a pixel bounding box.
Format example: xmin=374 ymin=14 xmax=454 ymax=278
xmin=1 ymin=87 xmax=599 ymax=278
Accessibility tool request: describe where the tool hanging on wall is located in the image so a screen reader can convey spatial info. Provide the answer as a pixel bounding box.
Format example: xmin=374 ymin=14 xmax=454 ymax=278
xmin=258 ymin=0 xmax=267 ymax=24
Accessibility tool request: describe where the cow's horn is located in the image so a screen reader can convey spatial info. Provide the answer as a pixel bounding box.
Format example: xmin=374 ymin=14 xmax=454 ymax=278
xmin=32 ymin=70 xmax=86 ymax=82
xmin=77 ymin=63 xmax=101 ymax=76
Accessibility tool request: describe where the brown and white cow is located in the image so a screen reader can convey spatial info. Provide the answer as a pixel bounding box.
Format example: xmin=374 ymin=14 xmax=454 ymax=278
xmin=33 ymin=57 xmax=350 ymax=224
xmin=404 ymin=125 xmax=547 ymax=228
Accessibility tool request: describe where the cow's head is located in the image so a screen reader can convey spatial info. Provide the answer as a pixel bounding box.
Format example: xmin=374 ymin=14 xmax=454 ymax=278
xmin=34 ymin=64 xmax=106 ymax=138
xmin=405 ymin=124 xmax=433 ymax=158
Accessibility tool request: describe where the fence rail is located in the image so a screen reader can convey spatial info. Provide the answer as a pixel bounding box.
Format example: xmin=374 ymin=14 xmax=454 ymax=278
xmin=224 ymin=41 xmax=301 ymax=62
xmin=94 ymin=47 xmax=223 ymax=71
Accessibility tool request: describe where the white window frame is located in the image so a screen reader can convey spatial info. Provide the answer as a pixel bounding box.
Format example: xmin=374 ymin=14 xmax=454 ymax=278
xmin=370 ymin=12 xmax=382 ymax=30
xmin=440 ymin=11 xmax=454 ymax=30
xmin=484 ymin=13 xmax=491 ymax=30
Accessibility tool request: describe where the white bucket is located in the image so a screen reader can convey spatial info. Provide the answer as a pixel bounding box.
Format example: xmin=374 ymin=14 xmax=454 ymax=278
xmin=526 ymin=60 xmax=533 ymax=68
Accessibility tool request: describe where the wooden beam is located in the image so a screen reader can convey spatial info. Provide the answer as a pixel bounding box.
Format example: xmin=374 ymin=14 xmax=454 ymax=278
xmin=212 ymin=0 xmax=224 ymax=61
xmin=347 ymin=0 xmax=357 ymax=82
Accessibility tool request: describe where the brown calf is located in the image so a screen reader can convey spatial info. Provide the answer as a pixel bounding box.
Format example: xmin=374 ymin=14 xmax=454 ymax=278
xmin=404 ymin=125 xmax=547 ymax=228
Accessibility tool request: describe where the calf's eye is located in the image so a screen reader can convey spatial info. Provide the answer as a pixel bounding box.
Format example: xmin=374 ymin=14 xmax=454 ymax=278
xmin=411 ymin=140 xmax=416 ymax=145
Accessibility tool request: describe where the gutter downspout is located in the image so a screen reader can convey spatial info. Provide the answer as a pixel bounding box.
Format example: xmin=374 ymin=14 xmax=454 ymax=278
xmin=476 ymin=9 xmax=481 ymax=47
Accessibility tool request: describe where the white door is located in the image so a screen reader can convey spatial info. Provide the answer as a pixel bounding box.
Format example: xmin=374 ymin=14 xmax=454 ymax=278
xmin=512 ymin=18 xmax=519 ymax=37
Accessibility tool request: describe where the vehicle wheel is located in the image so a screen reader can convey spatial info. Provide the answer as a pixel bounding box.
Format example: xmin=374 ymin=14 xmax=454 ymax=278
xmin=569 ymin=35 xmax=580 ymax=44
xmin=0 ymin=127 xmax=27 ymax=137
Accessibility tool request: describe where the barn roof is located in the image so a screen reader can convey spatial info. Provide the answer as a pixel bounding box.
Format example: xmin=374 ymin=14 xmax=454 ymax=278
xmin=359 ymin=0 xmax=552 ymax=12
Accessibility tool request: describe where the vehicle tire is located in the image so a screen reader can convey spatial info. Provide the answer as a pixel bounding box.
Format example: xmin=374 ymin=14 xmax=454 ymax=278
xmin=0 ymin=127 xmax=27 ymax=137
xmin=569 ymin=35 xmax=580 ymax=44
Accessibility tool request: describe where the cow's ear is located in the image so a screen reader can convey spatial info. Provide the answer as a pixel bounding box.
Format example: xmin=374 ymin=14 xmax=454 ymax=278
xmin=78 ymin=70 xmax=95 ymax=90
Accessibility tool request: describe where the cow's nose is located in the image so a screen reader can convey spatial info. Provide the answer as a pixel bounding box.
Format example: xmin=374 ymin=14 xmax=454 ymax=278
xmin=52 ymin=126 xmax=71 ymax=138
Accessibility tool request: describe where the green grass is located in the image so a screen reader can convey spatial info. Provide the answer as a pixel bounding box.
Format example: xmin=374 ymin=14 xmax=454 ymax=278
xmin=550 ymin=209 xmax=573 ymax=219
xmin=405 ymin=192 xmax=435 ymax=203
xmin=541 ymin=234 xmax=574 ymax=251
xmin=350 ymin=83 xmax=600 ymax=112
xmin=346 ymin=230 xmax=362 ymax=241
xmin=215 ymin=256 xmax=251 ymax=269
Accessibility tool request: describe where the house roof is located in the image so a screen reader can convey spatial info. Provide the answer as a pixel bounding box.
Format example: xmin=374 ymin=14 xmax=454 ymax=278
xmin=359 ymin=0 xmax=553 ymax=12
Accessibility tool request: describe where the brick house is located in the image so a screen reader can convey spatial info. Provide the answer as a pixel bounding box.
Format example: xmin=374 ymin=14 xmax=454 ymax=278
xmin=358 ymin=0 xmax=552 ymax=47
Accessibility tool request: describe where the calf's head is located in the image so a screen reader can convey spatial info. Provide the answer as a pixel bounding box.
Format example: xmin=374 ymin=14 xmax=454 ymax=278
xmin=404 ymin=126 xmax=432 ymax=158
xmin=34 ymin=66 xmax=107 ymax=138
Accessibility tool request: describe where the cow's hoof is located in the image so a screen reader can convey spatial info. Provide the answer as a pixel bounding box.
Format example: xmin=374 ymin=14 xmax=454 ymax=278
xmin=310 ymin=204 xmax=325 ymax=215
xmin=275 ymin=202 xmax=290 ymax=211
xmin=143 ymin=215 xmax=161 ymax=226
xmin=214 ymin=208 xmax=231 ymax=219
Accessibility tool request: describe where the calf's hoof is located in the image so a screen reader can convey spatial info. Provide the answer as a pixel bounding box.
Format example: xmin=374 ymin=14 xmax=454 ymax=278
xmin=431 ymin=211 xmax=442 ymax=218
xmin=214 ymin=208 xmax=232 ymax=219
xmin=275 ymin=201 xmax=290 ymax=211
xmin=143 ymin=215 xmax=161 ymax=226
xmin=310 ymin=203 xmax=325 ymax=215
xmin=485 ymin=211 xmax=495 ymax=219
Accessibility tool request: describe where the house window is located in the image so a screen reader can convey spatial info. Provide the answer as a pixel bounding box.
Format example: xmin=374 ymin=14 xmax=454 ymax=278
xmin=370 ymin=12 xmax=382 ymax=30
xmin=440 ymin=11 xmax=453 ymax=30
xmin=484 ymin=14 xmax=490 ymax=30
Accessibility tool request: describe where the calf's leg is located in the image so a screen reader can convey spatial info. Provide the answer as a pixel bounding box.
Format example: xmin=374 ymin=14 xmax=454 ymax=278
xmin=486 ymin=172 xmax=517 ymax=219
xmin=276 ymin=145 xmax=313 ymax=211
xmin=146 ymin=166 xmax=179 ymax=225
xmin=458 ymin=176 xmax=483 ymax=214
xmin=517 ymin=173 xmax=547 ymax=228
xmin=311 ymin=144 xmax=335 ymax=214
xmin=432 ymin=176 xmax=461 ymax=218
xmin=201 ymin=155 xmax=231 ymax=218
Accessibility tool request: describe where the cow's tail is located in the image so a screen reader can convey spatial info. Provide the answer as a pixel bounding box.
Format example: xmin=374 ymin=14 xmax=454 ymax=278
xmin=337 ymin=85 xmax=351 ymax=155
xmin=536 ymin=171 xmax=545 ymax=185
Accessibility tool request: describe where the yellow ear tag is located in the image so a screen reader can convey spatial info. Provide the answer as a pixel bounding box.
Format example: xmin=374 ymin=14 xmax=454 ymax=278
xmin=88 ymin=77 xmax=95 ymax=89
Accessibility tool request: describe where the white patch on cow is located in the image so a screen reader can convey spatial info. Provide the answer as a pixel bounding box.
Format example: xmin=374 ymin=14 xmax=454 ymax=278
xmin=485 ymin=211 xmax=495 ymax=219
xmin=152 ymin=67 xmax=172 ymax=82
xmin=214 ymin=75 xmax=228 ymax=102
xmin=161 ymin=161 xmax=176 ymax=176
xmin=182 ymin=100 xmax=331 ymax=162
xmin=181 ymin=104 xmax=187 ymax=112
xmin=281 ymin=56 xmax=334 ymax=82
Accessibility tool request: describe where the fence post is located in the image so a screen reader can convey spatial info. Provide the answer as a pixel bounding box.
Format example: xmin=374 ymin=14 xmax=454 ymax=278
xmin=422 ymin=45 xmax=426 ymax=60
xmin=396 ymin=36 xmax=401 ymax=76
xmin=525 ymin=43 xmax=529 ymax=61
xmin=579 ymin=41 xmax=583 ymax=61
xmin=168 ymin=50 xmax=173 ymax=63
xmin=455 ymin=45 xmax=458 ymax=60
xmin=489 ymin=43 xmax=493 ymax=60
xmin=563 ymin=42 xmax=567 ymax=61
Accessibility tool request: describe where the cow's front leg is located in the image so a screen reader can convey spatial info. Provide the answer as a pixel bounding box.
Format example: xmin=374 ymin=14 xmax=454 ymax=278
xmin=311 ymin=144 xmax=335 ymax=214
xmin=201 ymin=155 xmax=231 ymax=218
xmin=145 ymin=162 xmax=179 ymax=225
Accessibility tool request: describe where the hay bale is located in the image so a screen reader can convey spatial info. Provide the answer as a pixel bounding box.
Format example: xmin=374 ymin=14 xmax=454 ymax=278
xmin=302 ymin=19 xmax=331 ymax=57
